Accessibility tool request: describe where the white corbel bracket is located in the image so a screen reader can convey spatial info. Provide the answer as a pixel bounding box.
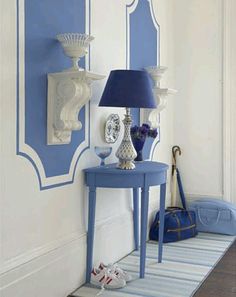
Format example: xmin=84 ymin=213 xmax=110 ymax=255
xmin=47 ymin=70 xmax=104 ymax=145
xmin=143 ymin=66 xmax=177 ymax=128
xmin=148 ymin=88 xmax=177 ymax=128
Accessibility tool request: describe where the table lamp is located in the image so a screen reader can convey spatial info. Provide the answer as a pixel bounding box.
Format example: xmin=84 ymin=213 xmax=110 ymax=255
xmin=99 ymin=70 xmax=156 ymax=170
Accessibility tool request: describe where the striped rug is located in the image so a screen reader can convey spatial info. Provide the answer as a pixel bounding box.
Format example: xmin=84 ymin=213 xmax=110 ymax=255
xmin=72 ymin=233 xmax=235 ymax=297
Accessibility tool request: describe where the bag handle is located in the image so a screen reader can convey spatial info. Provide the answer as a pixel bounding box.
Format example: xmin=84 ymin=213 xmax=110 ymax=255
xmin=197 ymin=208 xmax=221 ymax=226
xmin=167 ymin=207 xmax=184 ymax=210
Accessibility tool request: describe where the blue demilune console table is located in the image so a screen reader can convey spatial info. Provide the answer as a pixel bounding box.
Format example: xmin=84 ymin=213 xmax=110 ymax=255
xmin=84 ymin=161 xmax=168 ymax=282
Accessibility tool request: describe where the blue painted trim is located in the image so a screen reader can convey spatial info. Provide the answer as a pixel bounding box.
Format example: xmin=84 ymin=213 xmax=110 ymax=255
xmin=126 ymin=0 xmax=141 ymax=126
xmin=126 ymin=0 xmax=136 ymax=70
xmin=148 ymin=0 xmax=161 ymax=161
xmin=16 ymin=1 xmax=39 ymax=181
xmin=149 ymin=0 xmax=161 ymax=64
xmin=16 ymin=0 xmax=43 ymax=190
xmin=16 ymin=0 xmax=92 ymax=190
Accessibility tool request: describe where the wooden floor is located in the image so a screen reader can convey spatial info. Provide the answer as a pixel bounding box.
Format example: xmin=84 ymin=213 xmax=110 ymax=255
xmin=194 ymin=240 xmax=236 ymax=297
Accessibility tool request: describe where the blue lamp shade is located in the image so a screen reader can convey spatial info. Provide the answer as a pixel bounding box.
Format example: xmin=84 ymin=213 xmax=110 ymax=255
xmin=99 ymin=70 xmax=156 ymax=108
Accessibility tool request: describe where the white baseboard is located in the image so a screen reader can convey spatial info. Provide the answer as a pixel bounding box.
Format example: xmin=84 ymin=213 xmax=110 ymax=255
xmin=0 ymin=231 xmax=86 ymax=276
xmin=1 ymin=206 xmax=159 ymax=297
xmin=0 ymin=234 xmax=87 ymax=297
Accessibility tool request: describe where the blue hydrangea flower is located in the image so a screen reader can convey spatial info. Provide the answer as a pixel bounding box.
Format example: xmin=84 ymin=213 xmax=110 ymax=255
xmin=131 ymin=123 xmax=158 ymax=140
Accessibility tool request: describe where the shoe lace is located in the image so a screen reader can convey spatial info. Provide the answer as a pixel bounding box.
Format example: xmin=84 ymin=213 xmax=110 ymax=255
xmin=95 ymin=268 xmax=114 ymax=297
xmin=107 ymin=263 xmax=124 ymax=277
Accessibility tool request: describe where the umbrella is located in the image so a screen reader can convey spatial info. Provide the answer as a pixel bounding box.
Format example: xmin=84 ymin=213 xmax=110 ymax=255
xmin=171 ymin=146 xmax=181 ymax=207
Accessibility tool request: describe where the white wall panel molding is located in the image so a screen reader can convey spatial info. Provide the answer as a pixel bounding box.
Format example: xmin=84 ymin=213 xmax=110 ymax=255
xmin=172 ymin=0 xmax=224 ymax=198
xmin=222 ymin=0 xmax=235 ymax=203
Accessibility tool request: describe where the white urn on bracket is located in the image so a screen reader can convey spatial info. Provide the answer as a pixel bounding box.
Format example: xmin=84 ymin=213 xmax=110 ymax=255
xmin=144 ymin=66 xmax=177 ymax=128
xmin=47 ymin=33 xmax=104 ymax=145
xmin=56 ymin=33 xmax=94 ymax=71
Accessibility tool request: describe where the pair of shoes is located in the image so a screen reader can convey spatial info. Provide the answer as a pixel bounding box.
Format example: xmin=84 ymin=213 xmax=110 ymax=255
xmin=90 ymin=262 xmax=131 ymax=290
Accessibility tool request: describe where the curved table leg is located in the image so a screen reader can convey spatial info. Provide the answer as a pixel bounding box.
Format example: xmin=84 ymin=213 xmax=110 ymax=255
xmin=140 ymin=186 xmax=149 ymax=278
xmin=158 ymin=183 xmax=166 ymax=263
xmin=133 ymin=188 xmax=139 ymax=251
xmin=86 ymin=186 xmax=96 ymax=283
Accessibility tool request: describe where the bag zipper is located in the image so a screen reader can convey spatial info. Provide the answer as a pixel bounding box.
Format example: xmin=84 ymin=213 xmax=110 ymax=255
xmin=167 ymin=224 xmax=196 ymax=233
xmin=153 ymin=210 xmax=196 ymax=239
xmin=186 ymin=211 xmax=195 ymax=236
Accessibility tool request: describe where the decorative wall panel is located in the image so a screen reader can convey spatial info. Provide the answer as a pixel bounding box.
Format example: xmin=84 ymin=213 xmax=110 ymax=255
xmin=16 ymin=0 xmax=89 ymax=189
xmin=127 ymin=0 xmax=160 ymax=160
xmin=16 ymin=0 xmax=159 ymax=190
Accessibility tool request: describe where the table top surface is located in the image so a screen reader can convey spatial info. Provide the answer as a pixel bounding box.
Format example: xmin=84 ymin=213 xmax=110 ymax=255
xmin=84 ymin=161 xmax=168 ymax=174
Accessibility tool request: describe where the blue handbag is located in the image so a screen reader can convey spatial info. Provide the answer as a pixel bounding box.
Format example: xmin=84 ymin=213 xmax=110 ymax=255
xmin=149 ymin=168 xmax=198 ymax=243
xmin=189 ymin=198 xmax=236 ymax=235
xmin=149 ymin=207 xmax=198 ymax=243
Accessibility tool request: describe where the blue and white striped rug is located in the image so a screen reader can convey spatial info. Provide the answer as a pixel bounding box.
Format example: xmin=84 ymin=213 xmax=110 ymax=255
xmin=73 ymin=233 xmax=235 ymax=297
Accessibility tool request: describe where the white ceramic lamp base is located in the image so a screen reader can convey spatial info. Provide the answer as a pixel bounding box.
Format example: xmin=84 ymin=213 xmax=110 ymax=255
xmin=115 ymin=108 xmax=137 ymax=170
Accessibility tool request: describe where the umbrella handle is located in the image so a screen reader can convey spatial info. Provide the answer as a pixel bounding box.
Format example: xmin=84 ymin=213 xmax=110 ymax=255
xmin=172 ymin=146 xmax=181 ymax=164
xmin=172 ymin=146 xmax=181 ymax=175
